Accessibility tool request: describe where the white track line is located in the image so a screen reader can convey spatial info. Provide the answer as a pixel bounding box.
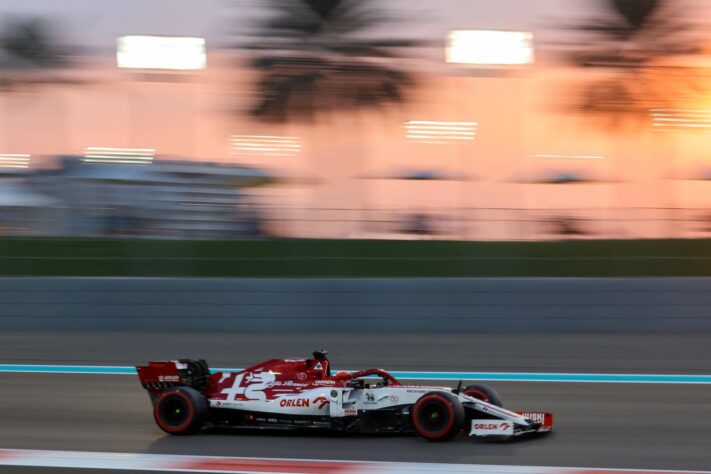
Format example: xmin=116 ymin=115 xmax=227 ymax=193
xmin=0 ymin=449 xmax=709 ymax=474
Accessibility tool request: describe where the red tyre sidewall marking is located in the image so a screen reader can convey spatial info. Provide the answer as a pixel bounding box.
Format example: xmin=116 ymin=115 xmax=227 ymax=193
xmin=155 ymin=390 xmax=195 ymax=433
xmin=412 ymin=394 xmax=456 ymax=440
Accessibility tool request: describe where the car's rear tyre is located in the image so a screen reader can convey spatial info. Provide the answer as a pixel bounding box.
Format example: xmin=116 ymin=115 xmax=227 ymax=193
xmin=154 ymin=386 xmax=207 ymax=435
xmin=463 ymin=384 xmax=503 ymax=407
xmin=412 ymin=391 xmax=465 ymax=441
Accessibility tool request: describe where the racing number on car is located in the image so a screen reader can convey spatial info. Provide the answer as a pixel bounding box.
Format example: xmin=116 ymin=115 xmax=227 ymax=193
xmin=220 ymin=371 xmax=276 ymax=401
xmin=220 ymin=374 xmax=247 ymax=401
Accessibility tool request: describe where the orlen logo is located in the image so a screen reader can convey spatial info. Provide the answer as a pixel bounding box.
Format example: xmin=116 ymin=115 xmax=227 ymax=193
xmin=470 ymin=419 xmax=514 ymax=436
xmin=313 ymin=396 xmax=329 ymax=410
xmin=158 ymin=375 xmax=180 ymax=382
xmin=474 ymin=423 xmax=501 ymax=430
xmin=279 ymin=398 xmax=310 ymax=408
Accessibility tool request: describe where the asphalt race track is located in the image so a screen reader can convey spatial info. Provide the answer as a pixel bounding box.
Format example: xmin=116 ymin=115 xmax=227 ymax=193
xmin=2 ymin=332 xmax=711 ymax=373
xmin=2 ymin=372 xmax=711 ymax=470
xmin=1 ymin=332 xmax=711 ymax=473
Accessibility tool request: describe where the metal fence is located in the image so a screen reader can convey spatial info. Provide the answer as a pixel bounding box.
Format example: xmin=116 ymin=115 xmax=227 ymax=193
xmin=4 ymin=201 xmax=711 ymax=240
xmin=258 ymin=206 xmax=711 ymax=240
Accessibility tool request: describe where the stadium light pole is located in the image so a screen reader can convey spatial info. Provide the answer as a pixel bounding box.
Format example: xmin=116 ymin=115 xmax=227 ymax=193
xmin=446 ymin=30 xmax=534 ymax=67
xmin=115 ymin=35 xmax=206 ymax=157
xmin=445 ymin=29 xmax=534 ymax=240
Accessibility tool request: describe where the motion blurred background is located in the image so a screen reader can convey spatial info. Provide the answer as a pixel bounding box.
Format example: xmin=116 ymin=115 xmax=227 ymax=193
xmin=1 ymin=2 xmax=711 ymax=472
xmin=2 ymin=0 xmax=711 ymax=245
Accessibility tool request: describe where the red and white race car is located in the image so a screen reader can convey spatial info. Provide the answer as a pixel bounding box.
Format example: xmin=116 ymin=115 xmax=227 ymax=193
xmin=136 ymin=351 xmax=553 ymax=441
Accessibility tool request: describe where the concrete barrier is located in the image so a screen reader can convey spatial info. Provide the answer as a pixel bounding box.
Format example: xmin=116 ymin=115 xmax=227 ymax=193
xmin=0 ymin=277 xmax=710 ymax=332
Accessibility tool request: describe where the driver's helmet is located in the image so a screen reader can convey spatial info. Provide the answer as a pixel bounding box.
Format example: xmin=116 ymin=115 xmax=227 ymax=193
xmin=333 ymin=370 xmax=352 ymax=380
xmin=307 ymin=350 xmax=330 ymax=378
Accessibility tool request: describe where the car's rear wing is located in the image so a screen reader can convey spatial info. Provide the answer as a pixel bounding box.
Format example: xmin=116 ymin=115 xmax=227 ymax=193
xmin=136 ymin=359 xmax=210 ymax=399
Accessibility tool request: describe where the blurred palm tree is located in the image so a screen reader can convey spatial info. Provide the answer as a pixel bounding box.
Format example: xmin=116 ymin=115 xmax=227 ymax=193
xmin=563 ymin=0 xmax=704 ymax=126
xmin=0 ymin=17 xmax=75 ymax=158
xmin=557 ymin=0 xmax=707 ymax=238
xmin=243 ymin=0 xmax=418 ymax=123
xmin=239 ymin=0 xmax=420 ymax=235
xmin=0 ymin=17 xmax=71 ymax=91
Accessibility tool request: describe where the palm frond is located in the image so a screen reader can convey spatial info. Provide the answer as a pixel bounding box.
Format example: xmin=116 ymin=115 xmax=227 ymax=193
xmin=0 ymin=17 xmax=75 ymax=92
xmin=610 ymin=0 xmax=660 ymax=29
xmin=238 ymin=0 xmax=417 ymax=123
xmin=0 ymin=18 xmax=68 ymax=70
xmin=559 ymin=0 xmax=704 ymax=127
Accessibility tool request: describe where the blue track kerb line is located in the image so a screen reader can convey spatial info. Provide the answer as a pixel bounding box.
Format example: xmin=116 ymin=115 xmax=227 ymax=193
xmin=1 ymin=364 xmax=711 ymax=384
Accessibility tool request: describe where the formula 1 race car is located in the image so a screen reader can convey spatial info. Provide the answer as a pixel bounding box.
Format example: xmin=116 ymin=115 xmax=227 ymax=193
xmin=136 ymin=351 xmax=553 ymax=441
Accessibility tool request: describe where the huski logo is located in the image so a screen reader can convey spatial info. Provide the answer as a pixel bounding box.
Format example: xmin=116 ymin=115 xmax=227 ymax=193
xmin=518 ymin=412 xmax=546 ymax=424
xmin=365 ymin=393 xmax=375 ymax=402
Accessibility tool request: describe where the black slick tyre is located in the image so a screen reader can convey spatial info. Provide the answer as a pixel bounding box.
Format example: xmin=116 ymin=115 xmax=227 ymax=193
xmin=153 ymin=386 xmax=207 ymax=435
xmin=462 ymin=384 xmax=503 ymax=407
xmin=412 ymin=391 xmax=465 ymax=441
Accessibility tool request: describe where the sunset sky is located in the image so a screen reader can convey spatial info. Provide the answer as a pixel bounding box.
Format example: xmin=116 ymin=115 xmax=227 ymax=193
xmin=0 ymin=0 xmax=620 ymax=57
xmin=2 ymin=0 xmax=711 ymax=239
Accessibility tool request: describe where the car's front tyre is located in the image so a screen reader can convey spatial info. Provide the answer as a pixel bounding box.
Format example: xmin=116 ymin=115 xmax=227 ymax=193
xmin=153 ymin=386 xmax=207 ymax=435
xmin=412 ymin=391 xmax=464 ymax=441
xmin=462 ymin=384 xmax=503 ymax=407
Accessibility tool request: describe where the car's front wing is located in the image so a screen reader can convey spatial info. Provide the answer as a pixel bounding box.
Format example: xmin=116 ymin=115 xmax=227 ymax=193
xmin=458 ymin=393 xmax=553 ymax=438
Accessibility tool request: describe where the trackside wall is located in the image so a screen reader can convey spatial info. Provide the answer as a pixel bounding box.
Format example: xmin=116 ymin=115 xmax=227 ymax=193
xmin=1 ymin=277 xmax=710 ymax=333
